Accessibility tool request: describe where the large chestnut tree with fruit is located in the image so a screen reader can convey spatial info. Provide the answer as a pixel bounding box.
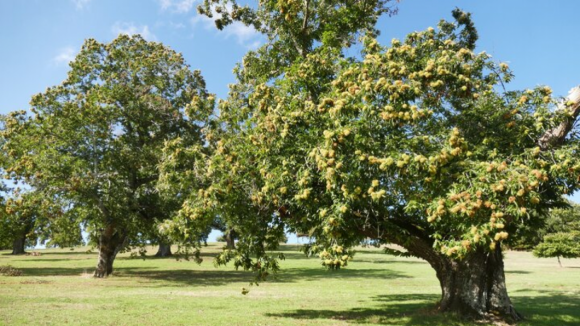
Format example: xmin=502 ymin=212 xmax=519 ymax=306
xmin=160 ymin=2 xmax=580 ymax=322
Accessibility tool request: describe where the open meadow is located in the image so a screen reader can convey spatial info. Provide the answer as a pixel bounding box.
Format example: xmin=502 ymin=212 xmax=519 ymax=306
xmin=0 ymin=244 xmax=578 ymax=326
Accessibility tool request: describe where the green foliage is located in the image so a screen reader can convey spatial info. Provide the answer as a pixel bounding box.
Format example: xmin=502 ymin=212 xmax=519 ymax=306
xmin=534 ymin=232 xmax=580 ymax=261
xmin=509 ymin=201 xmax=580 ymax=250
xmin=533 ymin=204 xmax=580 ymax=263
xmin=0 ymin=189 xmax=83 ymax=250
xmin=544 ymin=203 xmax=580 ymax=234
xmin=1 ymin=35 xmax=211 ymax=252
xmin=160 ymin=5 xmax=580 ymax=283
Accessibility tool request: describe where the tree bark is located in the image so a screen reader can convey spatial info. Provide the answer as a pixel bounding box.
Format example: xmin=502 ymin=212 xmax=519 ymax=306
xmin=225 ymin=229 xmax=236 ymax=249
xmin=11 ymin=235 xmax=26 ymax=255
xmin=378 ymin=229 xmax=522 ymax=323
xmin=93 ymin=225 xmax=127 ymax=278
xmin=155 ymin=243 xmax=172 ymax=257
xmin=432 ymin=246 xmax=522 ymax=322
xmin=538 ymin=86 xmax=580 ymax=150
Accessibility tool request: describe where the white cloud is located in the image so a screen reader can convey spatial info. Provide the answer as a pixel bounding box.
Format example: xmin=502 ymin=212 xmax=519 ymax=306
xmin=54 ymin=47 xmax=77 ymax=65
xmin=169 ymin=21 xmax=186 ymax=29
xmin=71 ymin=0 xmax=91 ymax=10
xmin=111 ymin=22 xmax=157 ymax=41
xmin=190 ymin=13 xmax=215 ymax=30
xmin=158 ymin=0 xmax=196 ymax=13
xmin=190 ymin=11 xmax=262 ymax=49
xmin=225 ymin=22 xmax=262 ymax=49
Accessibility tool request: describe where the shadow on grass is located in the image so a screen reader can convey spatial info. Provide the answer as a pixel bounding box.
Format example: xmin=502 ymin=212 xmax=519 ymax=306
xmin=13 ymin=258 xmax=92 ymax=262
xmin=266 ymin=293 xmax=447 ymax=325
xmin=266 ymin=293 xmax=580 ymax=326
xmin=116 ymin=268 xmax=254 ymax=286
xmin=353 ymin=258 xmax=427 ymax=265
xmin=513 ymin=293 xmax=580 ymax=326
xmin=17 ymin=267 xmax=90 ymax=276
xmin=112 ymin=266 xmax=410 ymax=287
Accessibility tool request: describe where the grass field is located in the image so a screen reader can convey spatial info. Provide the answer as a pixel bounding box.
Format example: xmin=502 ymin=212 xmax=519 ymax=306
xmin=0 ymin=243 xmax=579 ymax=326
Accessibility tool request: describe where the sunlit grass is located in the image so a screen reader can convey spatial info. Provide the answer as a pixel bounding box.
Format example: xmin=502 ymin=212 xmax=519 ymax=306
xmin=0 ymin=244 xmax=578 ymax=325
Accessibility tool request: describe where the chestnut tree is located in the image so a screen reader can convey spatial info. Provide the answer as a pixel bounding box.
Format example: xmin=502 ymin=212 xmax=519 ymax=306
xmin=160 ymin=3 xmax=580 ymax=322
xmin=2 ymin=35 xmax=212 ymax=277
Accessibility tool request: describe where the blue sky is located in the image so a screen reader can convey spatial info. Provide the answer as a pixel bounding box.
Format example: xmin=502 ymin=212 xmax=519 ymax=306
xmin=2 ymin=0 xmax=580 ymax=111
xmin=1 ymin=0 xmax=580 ymax=244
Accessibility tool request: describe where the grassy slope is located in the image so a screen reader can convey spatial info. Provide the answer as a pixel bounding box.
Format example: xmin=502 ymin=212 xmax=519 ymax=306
xmin=0 ymin=244 xmax=578 ymax=326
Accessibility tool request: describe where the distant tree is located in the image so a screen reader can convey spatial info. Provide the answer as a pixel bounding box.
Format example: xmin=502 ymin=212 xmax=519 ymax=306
xmin=544 ymin=202 xmax=580 ymax=233
xmin=534 ymin=232 xmax=580 ymax=267
xmin=155 ymin=243 xmax=173 ymax=257
xmin=508 ymin=201 xmax=580 ymax=250
xmin=2 ymin=35 xmax=212 ymax=276
xmin=534 ymin=204 xmax=580 ymax=266
xmin=0 ymin=187 xmax=84 ymax=255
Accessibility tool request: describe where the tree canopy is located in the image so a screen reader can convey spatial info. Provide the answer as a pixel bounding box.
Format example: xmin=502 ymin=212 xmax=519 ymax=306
xmin=1 ymin=35 xmax=212 ymax=276
xmin=533 ymin=203 xmax=580 ymax=266
xmin=158 ymin=3 xmax=580 ymax=322
xmin=2 ymin=2 xmax=580 ymax=322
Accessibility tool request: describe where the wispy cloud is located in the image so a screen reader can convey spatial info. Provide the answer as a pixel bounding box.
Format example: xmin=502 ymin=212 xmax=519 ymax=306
xmin=169 ymin=21 xmax=186 ymax=29
xmin=224 ymin=22 xmax=262 ymax=49
xmin=158 ymin=0 xmax=196 ymax=13
xmin=190 ymin=11 xmax=262 ymax=49
xmin=71 ymin=0 xmax=91 ymax=10
xmin=111 ymin=22 xmax=157 ymax=41
xmin=54 ymin=47 xmax=77 ymax=65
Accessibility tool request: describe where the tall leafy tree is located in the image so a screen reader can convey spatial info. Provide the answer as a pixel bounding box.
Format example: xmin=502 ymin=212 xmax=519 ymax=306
xmin=160 ymin=3 xmax=580 ymax=322
xmin=2 ymin=35 xmax=212 ymax=277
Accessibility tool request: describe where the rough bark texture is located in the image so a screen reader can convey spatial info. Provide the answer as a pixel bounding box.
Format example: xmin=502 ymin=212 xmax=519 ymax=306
xmin=11 ymin=236 xmax=26 ymax=255
xmin=93 ymin=225 xmax=127 ymax=278
xmin=434 ymin=247 xmax=522 ymax=322
xmin=382 ymin=231 xmax=522 ymax=322
xmin=155 ymin=243 xmax=173 ymax=257
xmin=538 ymin=86 xmax=580 ymax=150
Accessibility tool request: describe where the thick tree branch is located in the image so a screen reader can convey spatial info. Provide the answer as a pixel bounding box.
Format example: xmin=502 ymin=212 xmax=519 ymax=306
xmin=537 ymin=86 xmax=580 ymax=150
xmin=302 ymin=0 xmax=310 ymax=33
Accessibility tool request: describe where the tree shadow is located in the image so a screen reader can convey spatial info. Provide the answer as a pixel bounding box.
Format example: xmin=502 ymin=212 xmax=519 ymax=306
xmin=19 ymin=251 xmax=92 ymax=256
xmin=115 ymin=267 xmax=255 ymax=286
xmin=353 ymin=258 xmax=427 ymax=265
xmin=513 ymin=293 xmax=580 ymax=326
xmin=265 ymin=292 xmax=580 ymax=325
xmin=265 ymin=293 xmax=448 ymax=325
xmin=112 ymin=266 xmax=410 ymax=287
xmin=276 ymin=267 xmax=410 ymax=282
xmin=117 ymin=250 xmax=219 ymax=261
xmin=16 ymin=267 xmax=90 ymax=276
xmin=12 ymin=258 xmax=89 ymax=262
xmin=505 ymin=270 xmax=531 ymax=274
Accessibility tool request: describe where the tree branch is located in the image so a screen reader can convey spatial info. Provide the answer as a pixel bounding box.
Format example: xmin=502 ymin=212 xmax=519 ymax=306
xmin=537 ymin=86 xmax=580 ymax=150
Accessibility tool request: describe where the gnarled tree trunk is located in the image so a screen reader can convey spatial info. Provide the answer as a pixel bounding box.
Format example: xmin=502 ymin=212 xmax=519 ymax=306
xmin=433 ymin=246 xmax=522 ymax=322
xmin=385 ymin=232 xmax=522 ymax=323
xmin=94 ymin=225 xmax=127 ymax=278
xmin=11 ymin=235 xmax=26 ymax=255
xmin=155 ymin=243 xmax=172 ymax=257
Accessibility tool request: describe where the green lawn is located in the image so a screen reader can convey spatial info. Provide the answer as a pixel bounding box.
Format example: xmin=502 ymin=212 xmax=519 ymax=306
xmin=0 ymin=244 xmax=578 ymax=326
